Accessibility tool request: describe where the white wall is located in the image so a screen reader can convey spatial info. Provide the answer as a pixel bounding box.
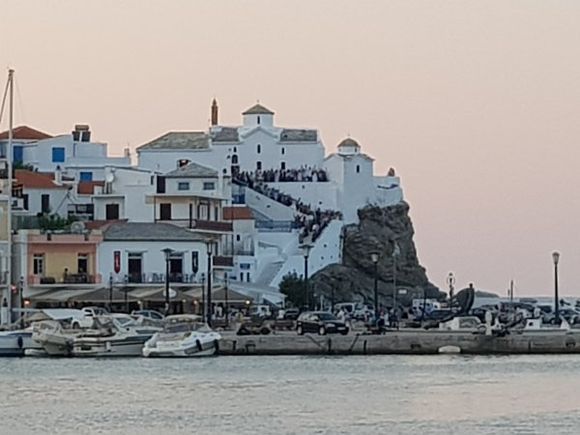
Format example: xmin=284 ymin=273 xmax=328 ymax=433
xmin=24 ymin=188 xmax=71 ymax=217
xmin=244 ymin=187 xmax=296 ymax=221
xmin=265 ymin=182 xmax=339 ymax=211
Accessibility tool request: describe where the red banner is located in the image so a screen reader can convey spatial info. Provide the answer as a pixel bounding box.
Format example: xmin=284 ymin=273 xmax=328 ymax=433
xmin=114 ymin=251 xmax=121 ymax=274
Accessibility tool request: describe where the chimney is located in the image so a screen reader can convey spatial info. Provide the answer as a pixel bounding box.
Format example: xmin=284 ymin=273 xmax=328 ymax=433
xmin=211 ymin=99 xmax=219 ymax=126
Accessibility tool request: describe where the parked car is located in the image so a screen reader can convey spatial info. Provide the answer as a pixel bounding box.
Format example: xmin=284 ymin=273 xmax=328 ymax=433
xmin=296 ymin=311 xmax=349 ymax=336
xmin=71 ymin=306 xmax=110 ymax=329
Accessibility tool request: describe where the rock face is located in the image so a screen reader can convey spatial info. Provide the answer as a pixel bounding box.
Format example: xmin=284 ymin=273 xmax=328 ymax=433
xmin=310 ymin=202 xmax=441 ymax=305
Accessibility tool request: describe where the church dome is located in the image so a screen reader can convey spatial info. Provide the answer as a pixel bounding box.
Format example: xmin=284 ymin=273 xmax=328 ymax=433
xmin=338 ymin=138 xmax=360 ymax=148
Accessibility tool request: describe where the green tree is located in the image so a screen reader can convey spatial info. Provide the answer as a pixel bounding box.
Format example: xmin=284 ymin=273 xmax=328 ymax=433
xmin=279 ymin=272 xmax=307 ymax=308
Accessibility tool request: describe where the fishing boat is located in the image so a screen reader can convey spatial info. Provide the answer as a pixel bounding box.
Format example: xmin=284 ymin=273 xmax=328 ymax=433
xmin=143 ymin=315 xmax=221 ymax=357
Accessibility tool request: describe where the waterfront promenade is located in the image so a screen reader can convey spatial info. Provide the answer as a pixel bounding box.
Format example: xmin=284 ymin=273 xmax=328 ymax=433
xmin=220 ymin=330 xmax=580 ymax=355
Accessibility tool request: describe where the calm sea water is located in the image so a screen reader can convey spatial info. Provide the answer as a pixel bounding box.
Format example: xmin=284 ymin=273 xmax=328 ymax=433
xmin=1 ymin=355 xmax=579 ymax=434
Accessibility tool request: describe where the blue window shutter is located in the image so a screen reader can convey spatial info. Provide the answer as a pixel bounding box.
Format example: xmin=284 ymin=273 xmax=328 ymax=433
xmin=79 ymin=171 xmax=93 ymax=181
xmin=52 ymin=147 xmax=65 ymax=163
xmin=13 ymin=146 xmax=23 ymax=163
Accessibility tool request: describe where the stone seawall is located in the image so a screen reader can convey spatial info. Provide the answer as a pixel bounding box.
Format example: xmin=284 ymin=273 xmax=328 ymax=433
xmin=219 ymin=332 xmax=580 ymax=355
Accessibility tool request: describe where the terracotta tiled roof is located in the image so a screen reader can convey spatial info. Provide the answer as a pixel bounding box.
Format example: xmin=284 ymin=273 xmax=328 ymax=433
xmin=0 ymin=126 xmax=52 ymax=140
xmin=223 ymin=206 xmax=254 ymax=220
xmin=78 ymin=181 xmax=104 ymax=195
xmin=14 ymin=170 xmax=68 ymax=190
xmin=85 ymin=220 xmax=127 ymax=231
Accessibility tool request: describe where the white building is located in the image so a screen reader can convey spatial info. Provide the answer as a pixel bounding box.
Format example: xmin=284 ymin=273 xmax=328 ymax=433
xmin=0 ymin=124 xmax=131 ymax=179
xmin=137 ymin=103 xmax=325 ymax=175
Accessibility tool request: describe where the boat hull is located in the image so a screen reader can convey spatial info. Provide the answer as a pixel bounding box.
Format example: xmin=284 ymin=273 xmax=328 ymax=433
xmin=72 ymin=335 xmax=151 ymax=357
xmin=143 ymin=332 xmax=221 ymax=358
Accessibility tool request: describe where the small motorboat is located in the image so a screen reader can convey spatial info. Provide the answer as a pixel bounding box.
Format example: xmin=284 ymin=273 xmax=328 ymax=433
xmin=143 ymin=315 xmax=221 ymax=357
xmin=71 ymin=316 xmax=160 ymax=357
xmin=0 ymin=328 xmax=43 ymax=357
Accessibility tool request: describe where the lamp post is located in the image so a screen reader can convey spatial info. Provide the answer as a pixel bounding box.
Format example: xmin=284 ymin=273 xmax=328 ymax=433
xmin=224 ymin=272 xmax=230 ymax=328
xmin=19 ymin=276 xmax=24 ymax=329
xmin=553 ymin=251 xmax=560 ymax=325
xmin=447 ymin=272 xmax=456 ymax=307
xmin=392 ymin=242 xmax=400 ymax=325
xmin=371 ymin=253 xmax=379 ymax=324
xmin=206 ymin=241 xmax=213 ymax=326
xmin=301 ymin=244 xmax=313 ymax=310
xmin=108 ymin=274 xmax=113 ymax=313
xmin=162 ymin=248 xmax=173 ymax=316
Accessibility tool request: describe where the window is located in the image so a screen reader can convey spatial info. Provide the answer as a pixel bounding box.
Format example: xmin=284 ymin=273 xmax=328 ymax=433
xmin=52 ymin=147 xmax=65 ymax=163
xmin=13 ymin=146 xmax=23 ymax=163
xmin=41 ymin=194 xmax=50 ymax=214
xmin=231 ymin=155 xmax=238 ymax=165
xmin=257 ymin=144 xmax=261 ymax=154
xmin=240 ymin=272 xmax=244 ymax=282
xmin=214 ymin=206 xmax=219 ymax=221
xmin=191 ymin=251 xmax=199 ymax=274
xmin=281 ymin=147 xmax=285 ymax=155
xmin=178 ymin=182 xmax=190 ymax=191
xmin=79 ymin=171 xmax=93 ymax=182
xmin=160 ymin=203 xmax=172 ymax=220
xmin=256 ymin=161 xmax=262 ymax=170
xmin=33 ymin=254 xmax=45 ymax=275
xmin=23 ymin=194 xmax=28 ymax=211
xmin=128 ymin=253 xmax=143 ymax=283
xmin=356 ymin=165 xmax=360 ymax=173
xmin=203 ymin=182 xmax=215 ymax=191
xmin=281 ymin=162 xmax=286 ymax=170
xmin=105 ymin=203 xmax=119 ymax=220
xmin=177 ymin=159 xmax=190 ymax=168
xmin=77 ymin=254 xmax=88 ymax=274
xmin=257 ymin=116 xmax=261 ymax=125
xmin=233 ymin=147 xmax=237 ymax=152
xmin=246 ymin=272 xmax=251 ymax=282
xmin=156 ymin=176 xmax=166 ymax=194
xmin=236 ymin=235 xmax=241 ymax=242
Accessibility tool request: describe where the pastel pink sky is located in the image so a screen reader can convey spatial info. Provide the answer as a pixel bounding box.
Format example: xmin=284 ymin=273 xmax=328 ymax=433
xmin=2 ymin=1 xmax=579 ymax=296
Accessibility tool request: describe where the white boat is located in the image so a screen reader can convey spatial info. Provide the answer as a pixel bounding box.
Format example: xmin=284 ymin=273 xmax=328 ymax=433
xmin=32 ymin=320 xmax=84 ymax=356
xmin=71 ymin=317 xmax=160 ymax=357
xmin=143 ymin=315 xmax=221 ymax=357
xmin=0 ymin=329 xmax=43 ymax=357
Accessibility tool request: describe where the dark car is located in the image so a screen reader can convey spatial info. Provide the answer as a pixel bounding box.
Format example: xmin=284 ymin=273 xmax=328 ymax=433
xmin=296 ymin=311 xmax=349 ymax=336
xmin=283 ymin=308 xmax=300 ymax=321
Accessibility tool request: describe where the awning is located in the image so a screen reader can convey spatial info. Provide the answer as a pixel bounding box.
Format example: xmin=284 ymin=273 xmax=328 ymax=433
xmin=126 ymin=287 xmax=196 ymax=302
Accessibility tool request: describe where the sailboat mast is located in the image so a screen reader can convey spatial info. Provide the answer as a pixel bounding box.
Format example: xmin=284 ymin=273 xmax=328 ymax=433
xmin=5 ymin=69 xmax=13 ymax=324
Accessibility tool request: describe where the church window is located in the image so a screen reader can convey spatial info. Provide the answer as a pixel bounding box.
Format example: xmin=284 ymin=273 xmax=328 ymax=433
xmin=256 ymin=161 xmax=262 ymax=170
xmin=281 ymin=162 xmax=286 ymax=170
xmin=356 ymin=165 xmax=360 ymax=173
xmin=281 ymin=147 xmax=285 ymax=155
xmin=257 ymin=144 xmax=261 ymax=154
xmin=257 ymin=116 xmax=261 ymax=125
xmin=231 ymin=154 xmax=238 ymax=165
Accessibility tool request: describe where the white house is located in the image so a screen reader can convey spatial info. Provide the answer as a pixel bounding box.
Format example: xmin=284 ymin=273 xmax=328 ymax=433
xmin=99 ymin=222 xmax=210 ymax=286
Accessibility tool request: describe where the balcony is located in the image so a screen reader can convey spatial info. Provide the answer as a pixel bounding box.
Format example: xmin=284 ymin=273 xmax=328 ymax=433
xmin=122 ymin=272 xmax=202 ymax=285
xmin=158 ymin=218 xmax=233 ymax=233
xmin=29 ymin=273 xmax=101 ymax=285
xmin=213 ymin=256 xmax=234 ymax=267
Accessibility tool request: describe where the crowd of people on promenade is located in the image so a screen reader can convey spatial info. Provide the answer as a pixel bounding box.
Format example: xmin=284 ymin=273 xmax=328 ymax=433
xmin=234 ymin=169 xmax=341 ymax=243
xmin=235 ymin=166 xmax=328 ymax=185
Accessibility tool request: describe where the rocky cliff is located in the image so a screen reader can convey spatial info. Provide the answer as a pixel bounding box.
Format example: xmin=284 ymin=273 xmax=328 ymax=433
xmin=310 ymin=202 xmax=441 ymax=305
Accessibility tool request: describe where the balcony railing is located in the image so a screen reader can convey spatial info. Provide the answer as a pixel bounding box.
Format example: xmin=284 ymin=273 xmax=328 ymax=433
xmin=29 ymin=274 xmax=101 ymax=285
xmin=122 ymin=272 xmax=202 ymax=284
xmin=213 ymin=256 xmax=234 ymax=267
xmin=157 ymin=218 xmax=233 ymax=232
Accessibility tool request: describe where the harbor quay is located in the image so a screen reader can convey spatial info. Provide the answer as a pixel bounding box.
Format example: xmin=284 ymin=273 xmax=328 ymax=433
xmin=219 ymin=331 xmax=580 ymax=356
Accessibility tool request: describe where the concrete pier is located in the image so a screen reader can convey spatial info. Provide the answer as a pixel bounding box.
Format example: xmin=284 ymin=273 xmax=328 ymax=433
xmin=219 ymin=331 xmax=580 ymax=355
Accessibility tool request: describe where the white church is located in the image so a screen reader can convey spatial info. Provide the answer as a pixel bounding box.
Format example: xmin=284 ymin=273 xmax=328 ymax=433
xmin=136 ymin=101 xmax=403 ymax=295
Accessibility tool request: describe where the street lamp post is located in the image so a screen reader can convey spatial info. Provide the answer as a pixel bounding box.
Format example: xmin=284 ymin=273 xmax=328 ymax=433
xmin=371 ymin=253 xmax=379 ymax=324
xmin=447 ymin=272 xmax=456 ymax=307
xmin=553 ymin=251 xmax=560 ymax=325
xmin=224 ymin=272 xmax=230 ymax=328
xmin=162 ymin=248 xmax=173 ymax=316
xmin=206 ymin=241 xmax=213 ymax=326
xmin=301 ymin=244 xmax=313 ymax=310
xmin=392 ymin=242 xmax=400 ymax=326
xmin=108 ymin=274 xmax=113 ymax=313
